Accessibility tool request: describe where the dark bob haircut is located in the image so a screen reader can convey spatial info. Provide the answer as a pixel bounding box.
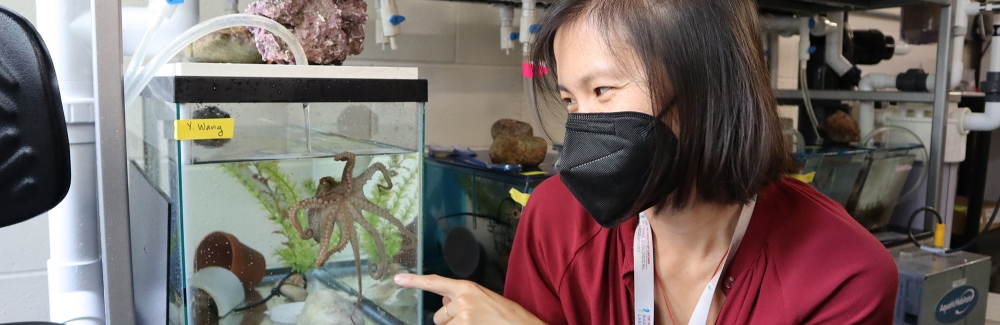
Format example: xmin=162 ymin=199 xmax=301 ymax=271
xmin=532 ymin=0 xmax=789 ymax=213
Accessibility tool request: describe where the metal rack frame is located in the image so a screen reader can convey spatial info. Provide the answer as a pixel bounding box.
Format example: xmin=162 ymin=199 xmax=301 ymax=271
xmin=771 ymin=2 xmax=957 ymax=232
xmin=759 ymin=0 xmax=950 ymax=15
xmin=92 ymin=0 xmax=135 ymax=323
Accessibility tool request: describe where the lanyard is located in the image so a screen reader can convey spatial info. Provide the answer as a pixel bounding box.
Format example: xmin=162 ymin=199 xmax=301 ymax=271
xmin=633 ymin=199 xmax=756 ymax=325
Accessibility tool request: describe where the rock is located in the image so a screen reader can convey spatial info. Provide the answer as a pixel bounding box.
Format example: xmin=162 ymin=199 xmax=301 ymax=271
xmin=192 ymin=106 xmax=231 ymax=148
xmin=267 ymin=302 xmax=305 ymax=324
xmin=280 ymin=284 xmax=308 ymax=302
xmin=186 ymin=27 xmax=264 ymax=64
xmin=285 ymin=273 xmax=306 ymax=288
xmin=489 ymin=136 xmax=547 ymax=166
xmin=246 ymin=0 xmax=368 ymax=65
xmin=244 ymin=0 xmax=307 ymax=23
xmin=820 ymin=110 xmax=861 ymax=144
xmin=491 ymin=119 xmax=533 ymax=140
xmin=297 ymin=289 xmax=364 ymax=325
xmin=366 ymin=271 xmax=418 ymax=322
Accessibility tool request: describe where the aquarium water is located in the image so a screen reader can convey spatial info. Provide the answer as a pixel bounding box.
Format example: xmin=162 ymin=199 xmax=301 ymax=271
xmin=125 ymin=63 xmax=428 ymax=325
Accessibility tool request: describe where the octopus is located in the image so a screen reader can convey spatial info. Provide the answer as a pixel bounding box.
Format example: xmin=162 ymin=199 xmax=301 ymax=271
xmin=285 ymin=151 xmax=417 ymax=304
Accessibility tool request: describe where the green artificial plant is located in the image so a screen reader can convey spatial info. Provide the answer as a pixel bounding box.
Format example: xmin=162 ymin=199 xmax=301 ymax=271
xmin=220 ymin=161 xmax=319 ymax=274
xmin=359 ymin=153 xmax=420 ymax=266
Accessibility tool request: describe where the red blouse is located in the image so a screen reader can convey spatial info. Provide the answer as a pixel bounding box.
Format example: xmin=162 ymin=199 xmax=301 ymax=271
xmin=504 ymin=176 xmax=898 ymax=324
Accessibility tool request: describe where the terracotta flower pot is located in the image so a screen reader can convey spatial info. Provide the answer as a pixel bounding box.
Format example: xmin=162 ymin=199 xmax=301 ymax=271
xmin=194 ymin=231 xmax=266 ymax=289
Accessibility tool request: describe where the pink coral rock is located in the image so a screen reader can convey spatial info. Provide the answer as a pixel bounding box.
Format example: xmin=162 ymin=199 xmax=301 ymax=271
xmin=246 ymin=0 xmax=368 ymax=65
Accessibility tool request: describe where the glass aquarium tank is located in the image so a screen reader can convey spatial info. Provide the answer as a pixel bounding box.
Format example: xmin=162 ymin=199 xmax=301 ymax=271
xmin=845 ymin=144 xmax=921 ymax=232
xmin=422 ymin=150 xmax=557 ymax=295
xmin=792 ymin=146 xmax=874 ymax=206
xmin=125 ymin=63 xmax=426 ymax=325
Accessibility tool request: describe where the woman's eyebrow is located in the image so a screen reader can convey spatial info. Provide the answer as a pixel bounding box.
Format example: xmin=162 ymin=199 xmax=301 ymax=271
xmin=556 ymin=67 xmax=624 ymax=93
xmin=577 ymin=68 xmax=623 ymax=89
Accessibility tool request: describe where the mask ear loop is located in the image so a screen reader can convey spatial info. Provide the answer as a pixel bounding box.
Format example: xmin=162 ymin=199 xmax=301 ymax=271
xmin=629 ymin=98 xmax=682 ymax=220
xmin=653 ymin=96 xmax=679 ymax=134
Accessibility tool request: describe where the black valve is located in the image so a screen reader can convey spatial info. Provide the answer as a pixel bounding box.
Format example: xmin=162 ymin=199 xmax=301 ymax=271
xmin=982 ymin=72 xmax=1000 ymax=102
xmin=852 ymin=30 xmax=896 ymax=65
xmin=895 ymin=69 xmax=930 ymax=92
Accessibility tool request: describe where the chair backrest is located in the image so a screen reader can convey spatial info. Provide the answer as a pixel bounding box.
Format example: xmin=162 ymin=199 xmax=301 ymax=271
xmin=0 ymin=5 xmax=71 ymax=228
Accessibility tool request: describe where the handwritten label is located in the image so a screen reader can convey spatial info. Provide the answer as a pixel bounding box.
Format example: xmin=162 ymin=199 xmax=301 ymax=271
xmin=174 ymin=118 xmax=235 ymax=140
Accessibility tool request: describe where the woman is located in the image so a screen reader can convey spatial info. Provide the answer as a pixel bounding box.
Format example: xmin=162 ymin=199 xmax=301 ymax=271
xmin=395 ymin=0 xmax=899 ymax=324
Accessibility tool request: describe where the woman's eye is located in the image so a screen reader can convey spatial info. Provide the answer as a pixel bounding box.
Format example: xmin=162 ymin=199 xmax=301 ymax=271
xmin=562 ymin=97 xmax=576 ymax=105
xmin=595 ymin=87 xmax=611 ymax=96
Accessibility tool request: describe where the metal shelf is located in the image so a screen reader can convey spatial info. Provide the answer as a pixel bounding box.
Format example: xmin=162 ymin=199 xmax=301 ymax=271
xmin=768 ymin=0 xmax=956 ymax=240
xmin=774 ymin=90 xmax=966 ymax=104
xmin=774 ymin=89 xmax=934 ymax=103
xmin=758 ymin=0 xmax=949 ymax=15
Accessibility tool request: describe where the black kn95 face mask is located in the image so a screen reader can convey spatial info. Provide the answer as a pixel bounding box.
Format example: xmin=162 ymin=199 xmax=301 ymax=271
xmin=556 ymin=111 xmax=677 ymax=228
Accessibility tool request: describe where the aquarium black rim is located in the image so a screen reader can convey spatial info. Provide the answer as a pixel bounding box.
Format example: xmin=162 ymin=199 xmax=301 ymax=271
xmin=142 ymin=76 xmax=429 ymax=103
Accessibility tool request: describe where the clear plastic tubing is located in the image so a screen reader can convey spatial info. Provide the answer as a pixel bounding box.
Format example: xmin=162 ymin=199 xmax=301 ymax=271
xmin=124 ymin=19 xmax=162 ymax=87
xmin=125 ymin=3 xmax=178 ymax=87
xmin=124 ymin=14 xmax=309 ymax=107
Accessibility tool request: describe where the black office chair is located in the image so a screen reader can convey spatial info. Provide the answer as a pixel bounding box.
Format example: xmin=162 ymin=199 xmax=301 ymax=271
xmin=1 ymin=5 xmax=72 ymax=325
xmin=0 ymin=5 xmax=70 ymax=226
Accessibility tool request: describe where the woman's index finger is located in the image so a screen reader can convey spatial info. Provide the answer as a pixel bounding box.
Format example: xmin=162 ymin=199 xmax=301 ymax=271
xmin=394 ymin=273 xmax=462 ymax=298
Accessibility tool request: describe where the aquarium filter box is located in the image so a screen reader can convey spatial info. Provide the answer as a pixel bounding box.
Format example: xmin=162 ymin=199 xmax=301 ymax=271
xmin=892 ymin=243 xmax=991 ymax=325
xmin=126 ymin=63 xmax=427 ymax=325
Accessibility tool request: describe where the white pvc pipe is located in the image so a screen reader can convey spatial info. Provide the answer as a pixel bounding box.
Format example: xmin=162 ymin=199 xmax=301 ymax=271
xmin=952 ymin=0 xmax=970 ymax=89
xmin=951 ymin=37 xmax=965 ymax=88
xmin=860 ymin=73 xmax=937 ymax=138
xmin=965 ymin=103 xmax=1000 ymax=131
xmin=858 ymin=73 xmax=897 ymax=137
xmin=767 ymin=33 xmax=780 ymax=88
xmin=826 ymin=12 xmax=853 ymax=76
xmin=963 ymin=32 xmax=1000 ymax=131
xmin=35 ymin=0 xmax=92 ymax=105
xmin=499 ymin=5 xmax=515 ymax=55
xmin=520 ymin=0 xmax=537 ymax=56
xmin=895 ymin=41 xmax=913 ymax=56
xmin=810 ymin=16 xmax=835 ymax=37
xmin=798 ymin=18 xmax=811 ymax=68
xmin=991 ymin=32 xmax=1000 ymax=74
xmin=35 ymin=0 xmax=105 ymax=324
xmin=48 ymin=127 xmax=104 ymax=325
xmin=378 ymin=0 xmax=401 ymax=50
